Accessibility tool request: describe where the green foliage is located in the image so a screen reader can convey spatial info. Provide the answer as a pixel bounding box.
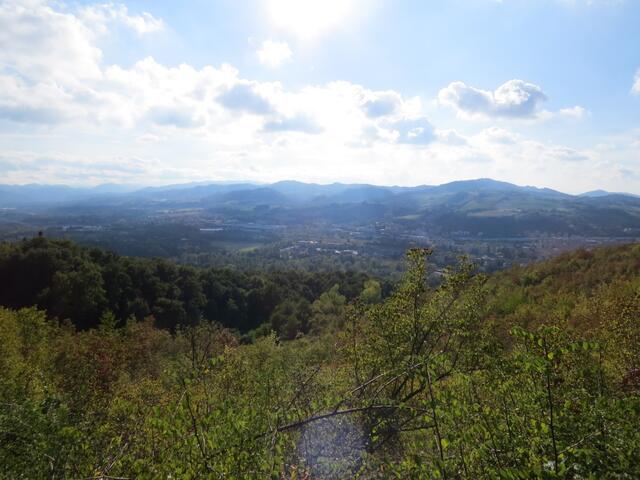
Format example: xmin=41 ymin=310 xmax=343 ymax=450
xmin=270 ymin=297 xmax=312 ymax=339
xmin=0 ymin=237 xmax=372 ymax=334
xmin=1 ymin=242 xmax=640 ymax=478
xmin=360 ymin=279 xmax=382 ymax=304
xmin=486 ymin=243 xmax=640 ymax=334
xmin=309 ymin=284 xmax=346 ymax=334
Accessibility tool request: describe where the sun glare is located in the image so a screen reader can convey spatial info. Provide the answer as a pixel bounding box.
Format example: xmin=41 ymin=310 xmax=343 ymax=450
xmin=266 ymin=0 xmax=358 ymax=39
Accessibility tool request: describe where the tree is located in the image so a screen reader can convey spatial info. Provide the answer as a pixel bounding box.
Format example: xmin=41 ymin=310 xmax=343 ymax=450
xmin=360 ymin=279 xmax=382 ymax=304
xmin=270 ymin=298 xmax=311 ymax=339
xmin=309 ymin=284 xmax=346 ymax=334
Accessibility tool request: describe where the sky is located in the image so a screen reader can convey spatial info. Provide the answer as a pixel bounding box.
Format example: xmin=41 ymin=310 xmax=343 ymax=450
xmin=0 ymin=0 xmax=639 ymax=193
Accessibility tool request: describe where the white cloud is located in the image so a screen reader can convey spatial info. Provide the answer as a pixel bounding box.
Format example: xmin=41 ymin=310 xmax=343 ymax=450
xmin=387 ymin=117 xmax=436 ymax=145
xmin=80 ymin=3 xmax=164 ymax=35
xmin=145 ymin=105 xmax=205 ymax=128
xmin=633 ymin=70 xmax=640 ymax=94
xmin=0 ymin=0 xmax=437 ymax=160
xmin=438 ymin=79 xmax=589 ymax=122
xmin=217 ymin=83 xmax=276 ymax=115
xmin=0 ymin=1 xmax=163 ymax=84
xmin=362 ymin=91 xmax=403 ymax=118
xmin=0 ymin=0 xmax=103 ymax=81
xmin=477 ymin=127 xmax=519 ymax=144
xmin=0 ymin=0 xmax=636 ymax=194
xmin=257 ymin=40 xmax=292 ymax=68
xmin=558 ymin=106 xmax=589 ymax=119
xmin=0 ymin=150 xmax=169 ymax=185
xmin=436 ymin=129 xmax=467 ymax=146
xmin=263 ymin=114 xmax=322 ymax=133
xmin=438 ymin=79 xmax=548 ymax=120
xmin=467 ymin=127 xmax=592 ymax=163
xmin=0 ymin=75 xmax=80 ymax=124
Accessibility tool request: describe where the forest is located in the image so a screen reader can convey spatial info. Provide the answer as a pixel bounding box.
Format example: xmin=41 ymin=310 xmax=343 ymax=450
xmin=1 ymin=239 xmax=640 ymax=478
xmin=0 ymin=237 xmax=381 ymax=339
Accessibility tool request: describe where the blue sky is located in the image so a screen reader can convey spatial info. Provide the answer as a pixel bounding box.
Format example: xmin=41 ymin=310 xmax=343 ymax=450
xmin=0 ymin=0 xmax=639 ymax=193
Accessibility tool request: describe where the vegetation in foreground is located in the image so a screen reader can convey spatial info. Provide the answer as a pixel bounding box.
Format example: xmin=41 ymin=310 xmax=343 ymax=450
xmin=1 ymin=241 xmax=639 ymax=478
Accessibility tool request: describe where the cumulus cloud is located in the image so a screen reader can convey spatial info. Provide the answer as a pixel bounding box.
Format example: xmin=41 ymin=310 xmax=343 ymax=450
xmin=362 ymin=91 xmax=402 ymax=118
xmin=0 ymin=104 xmax=67 ymax=124
xmin=0 ymin=1 xmax=162 ymax=84
xmin=474 ymin=129 xmax=592 ymax=164
xmin=146 ymin=106 xmax=205 ymax=128
xmin=0 ymin=1 xmax=437 ymax=153
xmin=0 ymin=0 xmax=441 ymax=179
xmin=558 ymin=106 xmax=589 ymax=119
xmin=0 ymin=0 xmax=103 ymax=81
xmin=257 ymin=40 xmax=292 ymax=68
xmin=387 ymin=117 xmax=436 ymax=145
xmin=633 ymin=70 xmax=640 ymax=94
xmin=545 ymin=145 xmax=591 ymax=162
xmin=80 ymin=3 xmax=164 ymax=35
xmin=438 ymin=79 xmax=548 ymax=119
xmin=0 ymin=151 xmax=170 ymax=185
xmin=345 ymin=89 xmax=436 ymax=146
xmin=0 ymin=0 xmax=633 ymax=193
xmin=217 ymin=83 xmax=275 ymax=115
xmin=263 ymin=114 xmax=322 ymax=133
xmin=436 ymin=129 xmax=468 ymax=146
xmin=478 ymin=127 xmax=519 ymax=144
xmin=0 ymin=75 xmax=80 ymax=124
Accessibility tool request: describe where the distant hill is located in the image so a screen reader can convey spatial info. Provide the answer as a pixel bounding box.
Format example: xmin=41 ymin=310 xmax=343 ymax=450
xmin=2 ymin=178 xmax=640 ymax=238
xmin=206 ymin=187 xmax=291 ymax=206
xmin=580 ymin=189 xmax=639 ymax=198
xmin=0 ymin=178 xmax=571 ymax=206
xmin=0 ymin=184 xmax=94 ymax=205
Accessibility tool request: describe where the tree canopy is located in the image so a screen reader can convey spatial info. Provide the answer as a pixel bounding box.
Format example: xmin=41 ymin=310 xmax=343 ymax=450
xmin=1 ymin=240 xmax=640 ymax=478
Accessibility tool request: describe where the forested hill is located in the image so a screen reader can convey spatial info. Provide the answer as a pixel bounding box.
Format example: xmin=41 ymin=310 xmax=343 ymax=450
xmin=0 ymin=237 xmax=377 ymax=336
xmin=492 ymin=242 xmax=640 ymax=296
xmin=487 ymin=242 xmax=640 ymax=334
xmin=3 ymin=178 xmax=640 ymax=238
xmin=1 ymin=237 xmax=639 ymax=336
xmin=1 ymin=239 xmax=640 ymax=477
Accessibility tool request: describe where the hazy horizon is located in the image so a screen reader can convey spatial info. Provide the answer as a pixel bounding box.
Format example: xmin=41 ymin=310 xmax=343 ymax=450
xmin=0 ymin=176 xmax=637 ymax=197
xmin=1 ymin=0 xmax=639 ymax=194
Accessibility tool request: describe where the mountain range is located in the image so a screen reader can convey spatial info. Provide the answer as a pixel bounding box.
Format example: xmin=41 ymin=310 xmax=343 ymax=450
xmin=2 ymin=178 xmax=640 ymax=238
xmin=0 ymin=178 xmax=636 ymax=206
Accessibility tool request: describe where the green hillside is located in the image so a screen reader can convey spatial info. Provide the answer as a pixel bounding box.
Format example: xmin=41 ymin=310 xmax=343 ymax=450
xmin=0 ymin=237 xmax=373 ymax=337
xmin=1 ymin=241 xmax=639 ymax=478
xmin=487 ymin=243 xmax=640 ymax=336
xmin=492 ymin=242 xmax=640 ymax=295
